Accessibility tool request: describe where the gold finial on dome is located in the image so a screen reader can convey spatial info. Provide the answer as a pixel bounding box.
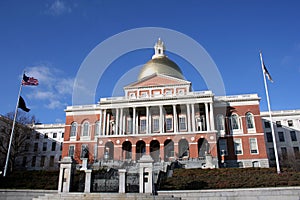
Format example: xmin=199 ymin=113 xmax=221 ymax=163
xmin=152 ymin=38 xmax=166 ymax=59
xmin=137 ymin=39 xmax=185 ymax=81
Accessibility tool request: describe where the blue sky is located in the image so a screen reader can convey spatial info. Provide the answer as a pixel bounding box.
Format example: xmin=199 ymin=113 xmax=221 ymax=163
xmin=1 ymin=0 xmax=300 ymax=124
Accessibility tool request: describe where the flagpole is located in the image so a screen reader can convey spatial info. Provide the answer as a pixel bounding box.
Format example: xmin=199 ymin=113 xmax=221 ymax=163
xmin=259 ymin=51 xmax=280 ymax=174
xmin=3 ymin=78 xmax=23 ymax=177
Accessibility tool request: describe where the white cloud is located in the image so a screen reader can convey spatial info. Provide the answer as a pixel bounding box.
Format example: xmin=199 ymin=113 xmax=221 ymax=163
xmin=46 ymin=0 xmax=72 ymax=16
xmin=24 ymin=65 xmax=74 ymax=110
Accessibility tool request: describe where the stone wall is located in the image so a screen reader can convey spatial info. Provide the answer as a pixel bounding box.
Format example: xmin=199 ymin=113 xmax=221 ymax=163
xmin=159 ymin=187 xmax=300 ymax=200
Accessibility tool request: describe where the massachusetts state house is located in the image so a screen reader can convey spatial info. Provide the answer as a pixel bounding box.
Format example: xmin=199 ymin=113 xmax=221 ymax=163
xmin=62 ymin=39 xmax=269 ymax=168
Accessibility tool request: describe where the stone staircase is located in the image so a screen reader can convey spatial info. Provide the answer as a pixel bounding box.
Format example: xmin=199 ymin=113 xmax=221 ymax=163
xmin=33 ymin=193 xmax=181 ymax=200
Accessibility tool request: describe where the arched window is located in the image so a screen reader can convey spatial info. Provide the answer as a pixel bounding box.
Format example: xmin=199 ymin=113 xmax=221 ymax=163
xmin=95 ymin=121 xmax=100 ymax=136
xmin=70 ymin=122 xmax=77 ymax=137
xmin=246 ymin=112 xmax=254 ymax=129
xmin=230 ymin=113 xmax=240 ymax=130
xmin=216 ymin=114 xmax=225 ymax=131
xmin=82 ymin=121 xmax=90 ymax=137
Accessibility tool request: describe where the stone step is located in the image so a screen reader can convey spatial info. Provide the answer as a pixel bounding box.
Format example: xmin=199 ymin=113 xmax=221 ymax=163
xmin=33 ymin=193 xmax=181 ymax=200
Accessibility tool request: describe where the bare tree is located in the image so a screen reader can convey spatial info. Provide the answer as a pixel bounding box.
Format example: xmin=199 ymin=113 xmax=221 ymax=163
xmin=0 ymin=111 xmax=36 ymax=173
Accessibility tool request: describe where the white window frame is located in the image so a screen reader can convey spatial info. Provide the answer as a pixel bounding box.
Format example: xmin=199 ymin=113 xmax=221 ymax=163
xmin=68 ymin=145 xmax=75 ymax=158
xmin=246 ymin=112 xmax=256 ymax=133
xmin=95 ymin=121 xmax=100 ymax=136
xmin=152 ymin=116 xmax=160 ymax=132
xmin=249 ymin=138 xmax=259 ymax=154
xmin=70 ymin=122 xmax=77 ymax=139
xmin=216 ymin=114 xmax=225 ymax=135
xmin=234 ymin=138 xmax=243 ymax=155
xmin=127 ymin=117 xmax=133 ymax=134
xmin=231 ymin=113 xmax=242 ymax=134
xmin=140 ymin=91 xmax=148 ymax=98
xmin=178 ymin=114 xmax=187 ymax=131
xmin=165 ymin=116 xmax=173 ymax=131
xmin=80 ymin=144 xmax=89 ymax=158
xmin=165 ymin=89 xmax=172 ymax=96
xmin=140 ymin=117 xmax=147 ymax=133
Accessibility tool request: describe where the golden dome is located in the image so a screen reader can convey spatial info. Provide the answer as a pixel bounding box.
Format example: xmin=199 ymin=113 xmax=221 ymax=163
xmin=138 ymin=56 xmax=184 ymax=80
xmin=137 ymin=38 xmax=184 ymax=81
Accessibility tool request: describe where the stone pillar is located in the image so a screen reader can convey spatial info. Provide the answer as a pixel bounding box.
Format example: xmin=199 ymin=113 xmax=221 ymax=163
xmin=146 ymin=106 xmax=149 ymax=134
xmin=173 ymin=105 xmax=178 ymax=133
xmin=120 ymin=108 xmax=123 ymax=135
xmin=118 ymin=169 xmax=126 ymax=193
xmin=99 ymin=109 xmax=103 ymax=136
xmin=81 ymin=158 xmax=88 ymax=171
xmin=159 ymin=105 xmax=163 ymax=133
xmin=133 ymin=107 xmax=136 ymax=135
xmin=209 ymin=103 xmax=215 ymax=131
xmin=58 ymin=157 xmax=74 ymax=193
xmin=84 ymin=169 xmax=92 ymax=193
xmin=115 ymin=108 xmax=119 ymax=135
xmin=138 ymin=155 xmax=154 ymax=194
xmin=102 ymin=109 xmax=106 ymax=136
xmin=191 ymin=104 xmax=195 ymax=132
xmin=106 ymin=113 xmax=110 ymax=135
xmin=205 ymin=103 xmax=210 ymax=131
xmin=186 ymin=104 xmax=191 ymax=132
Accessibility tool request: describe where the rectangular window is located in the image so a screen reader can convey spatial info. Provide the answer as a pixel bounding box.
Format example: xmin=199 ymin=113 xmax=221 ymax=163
xmin=278 ymin=132 xmax=285 ymax=142
xmin=31 ymin=156 xmax=36 ymax=167
xmin=61 ymin=132 xmax=64 ymax=138
xmin=165 ymin=89 xmax=172 ymax=96
xmin=276 ymin=121 xmax=282 ymax=127
xmin=51 ymin=142 xmax=56 ymax=151
xmin=140 ymin=118 xmax=146 ymax=133
xmin=288 ymin=120 xmax=293 ymax=127
xmin=290 ymin=131 xmax=297 ymax=141
xmin=53 ymin=132 xmax=57 ymax=138
xmin=34 ymin=143 xmax=38 ymax=152
xmin=266 ymin=132 xmax=273 ymax=143
xmin=127 ymin=118 xmax=133 ymax=134
xmin=40 ymin=156 xmax=46 ymax=167
xmin=49 ymin=156 xmax=55 ymax=167
xmin=269 ymin=148 xmax=275 ymax=160
xmin=81 ymin=144 xmax=89 ymax=158
xmin=166 ymin=117 xmax=173 ymax=131
xmin=281 ymin=147 xmax=288 ymax=160
xmin=294 ymin=147 xmax=300 ymax=159
xmin=43 ymin=142 xmax=47 ymax=151
xmin=60 ymin=143 xmax=63 ymax=151
xmin=68 ymin=145 xmax=75 ymax=158
xmin=35 ymin=133 xmax=40 ymax=139
xmin=234 ymin=138 xmax=243 ymax=155
xmin=140 ymin=91 xmax=148 ymax=98
xmin=179 ymin=115 xmax=187 ymax=131
xmin=152 ymin=117 xmax=160 ymax=132
xmin=44 ymin=133 xmax=48 ymax=139
xmin=249 ymin=138 xmax=258 ymax=154
xmin=219 ymin=139 xmax=228 ymax=155
xmin=264 ymin=121 xmax=271 ymax=128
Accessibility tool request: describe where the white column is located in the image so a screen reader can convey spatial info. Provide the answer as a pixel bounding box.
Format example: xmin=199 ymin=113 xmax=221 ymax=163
xmin=122 ymin=111 xmax=126 ymax=135
xmin=99 ymin=109 xmax=103 ymax=136
xmin=146 ymin=106 xmax=149 ymax=134
xmin=209 ymin=103 xmax=215 ymax=131
xmin=133 ymin=107 xmax=136 ymax=135
xmin=102 ymin=110 xmax=107 ymax=136
xmin=191 ymin=104 xmax=195 ymax=132
xmin=173 ymin=104 xmax=178 ymax=133
xmin=115 ymin=108 xmax=119 ymax=135
xmin=120 ymin=108 xmax=123 ymax=135
xmin=186 ymin=104 xmax=191 ymax=132
xmin=149 ymin=108 xmax=152 ymax=134
xmin=205 ymin=103 xmax=210 ymax=131
xmin=159 ymin=105 xmax=163 ymax=133
xmin=136 ymin=109 xmax=139 ymax=134
xmin=106 ymin=113 xmax=110 ymax=135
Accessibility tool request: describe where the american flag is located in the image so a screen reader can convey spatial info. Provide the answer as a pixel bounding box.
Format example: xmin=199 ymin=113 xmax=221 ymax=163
xmin=22 ymin=74 xmax=39 ymax=86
